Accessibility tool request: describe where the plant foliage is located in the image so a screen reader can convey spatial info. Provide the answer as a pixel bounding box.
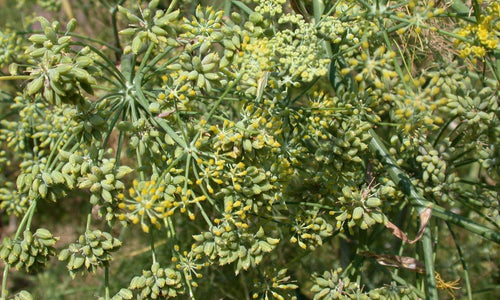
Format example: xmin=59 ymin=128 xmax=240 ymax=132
xmin=0 ymin=0 xmax=499 ymax=299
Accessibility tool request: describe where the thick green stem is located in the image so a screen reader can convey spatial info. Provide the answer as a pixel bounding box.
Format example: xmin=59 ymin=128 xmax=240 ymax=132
xmin=422 ymin=227 xmax=438 ymax=299
xmin=104 ymin=266 xmax=110 ymax=300
xmin=110 ymin=1 xmax=126 ymax=61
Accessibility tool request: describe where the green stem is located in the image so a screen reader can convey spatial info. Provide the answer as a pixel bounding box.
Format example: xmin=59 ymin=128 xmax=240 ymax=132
xmin=137 ymin=43 xmax=155 ymax=75
xmin=114 ymin=127 xmax=126 ymax=169
xmin=45 ymin=124 xmax=74 ymax=172
xmin=143 ymin=47 xmax=175 ymax=73
xmin=189 ymin=157 xmax=218 ymax=209
xmin=150 ymin=229 xmax=157 ymax=264
xmin=185 ymin=154 xmax=213 ymax=227
xmin=104 ymin=266 xmax=110 ymax=300
xmin=131 ymin=52 xmax=187 ymax=149
xmin=14 ymin=199 xmax=38 ymax=240
xmin=446 ymin=222 xmax=472 ymax=300
xmin=0 ymin=75 xmax=31 ymax=81
xmin=1 ymin=266 xmax=9 ymax=300
xmin=109 ymin=0 xmax=126 ymax=61
xmin=102 ymin=102 xmax=126 ymax=148
xmin=421 ymin=227 xmax=438 ymax=299
xmin=86 ymin=205 xmax=92 ymax=231
xmin=71 ymin=42 xmax=126 ymax=85
xmin=69 ymin=32 xmax=121 ymax=53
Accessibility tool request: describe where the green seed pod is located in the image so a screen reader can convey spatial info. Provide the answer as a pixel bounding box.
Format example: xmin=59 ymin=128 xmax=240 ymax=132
xmin=118 ymin=288 xmax=133 ymax=299
xmin=26 ymin=256 xmax=35 ymax=268
xmin=18 ymin=250 xmax=29 ymax=262
xmin=192 ymin=56 xmax=202 ymax=70
xmin=35 ymin=228 xmax=53 ymax=240
xmin=249 ymin=12 xmax=263 ymax=24
xmin=198 ymin=40 xmax=210 ymax=54
xmin=196 ymin=74 xmax=206 ymax=89
xmin=28 ymin=47 xmax=46 ymax=58
xmin=100 ymin=181 xmax=114 ymax=191
xmin=38 ymin=183 xmax=48 ymax=198
xmin=92 ymin=247 xmax=104 ymax=257
xmin=58 ymin=150 xmax=71 ymax=161
xmin=51 ymin=171 xmax=65 ymax=184
xmin=125 ymin=12 xmax=142 ymax=24
xmin=223 ymin=39 xmax=235 ymax=50
xmin=8 ymin=251 xmax=19 ymax=264
xmin=352 ymin=206 xmax=364 ymax=220
xmin=131 ymin=36 xmax=144 ymax=55
xmin=0 ymin=246 xmax=11 ymax=260
xmin=16 ymin=173 xmax=26 ymax=190
xmin=422 ymin=171 xmax=429 ymax=182
xmin=26 ymin=76 xmax=44 ymax=96
xmin=266 ymin=237 xmax=279 ymax=245
xmin=151 ymin=25 xmax=168 ymax=36
xmin=23 ymin=231 xmax=33 ymax=244
xmin=342 ymin=186 xmax=352 ymax=198
xmin=187 ymin=70 xmax=199 ymax=80
xmin=41 ymin=172 xmax=54 ymax=186
xmin=72 ymin=256 xmax=85 ymax=269
xmin=28 ymin=34 xmax=48 ymax=44
xmin=147 ymin=31 xmax=159 ymax=44
xmin=101 ymin=189 xmax=112 ymax=203
xmin=371 ymin=211 xmax=385 ymax=223
xmin=258 ymin=240 xmax=273 ymax=252
xmin=166 ymin=38 xmax=179 ymax=47
xmin=135 ymin=276 xmax=148 ymax=289
xmin=365 ymin=197 xmax=381 ymax=208
xmin=69 ymin=154 xmax=84 ymax=165
xmin=201 ymin=63 xmax=216 ymax=73
xmin=204 ymin=73 xmax=219 ymax=80
xmin=203 ymin=242 xmax=214 ymax=256
xmin=58 ymin=249 xmax=70 ymax=261
xmin=31 ymin=178 xmax=41 ymax=193
xmin=39 ymin=237 xmax=57 ymax=247
xmin=58 ymin=36 xmax=72 ymax=45
xmin=12 ymin=243 xmax=22 ymax=257
xmin=63 ymin=174 xmax=75 ymax=189
xmin=119 ymin=28 xmax=136 ymax=36
xmin=155 ymin=10 xmax=180 ymax=26
xmin=156 ymin=278 xmax=166 ymax=288
xmin=44 ymin=26 xmax=58 ymax=43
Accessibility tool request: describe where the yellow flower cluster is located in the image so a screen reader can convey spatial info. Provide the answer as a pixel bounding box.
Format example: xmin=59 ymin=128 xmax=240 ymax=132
xmin=456 ymin=2 xmax=500 ymax=59
xmin=116 ymin=178 xmax=206 ymax=232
